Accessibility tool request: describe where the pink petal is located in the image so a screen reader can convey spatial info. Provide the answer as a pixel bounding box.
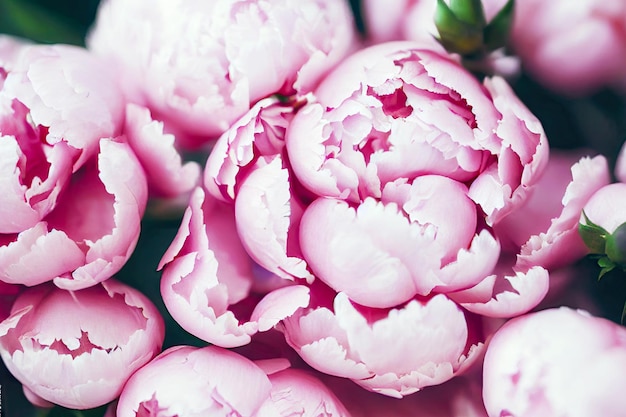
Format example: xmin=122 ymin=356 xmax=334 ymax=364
xmin=235 ymin=155 xmax=313 ymax=282
xmin=457 ymin=266 xmax=550 ymax=318
xmin=50 ymin=139 xmax=148 ymax=290
xmin=124 ymin=103 xmax=200 ymax=197
xmin=251 ymin=285 xmax=310 ymax=332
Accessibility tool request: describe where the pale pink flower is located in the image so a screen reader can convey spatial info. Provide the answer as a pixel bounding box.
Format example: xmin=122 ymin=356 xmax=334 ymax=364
xmin=116 ymin=345 xmax=273 ymax=417
xmin=483 ymin=307 xmax=626 ymax=416
xmin=509 ymin=1 xmax=626 ymax=95
xmin=286 ymin=42 xmax=547 ymax=309
xmin=123 ymin=103 xmax=201 ymax=198
xmin=87 ymin=0 xmax=357 ymax=145
xmin=0 ymin=279 xmax=165 ymax=410
xmin=0 ymin=41 xmax=147 ymax=290
xmin=0 ymin=138 xmax=148 ymax=290
xmin=163 ymin=40 xmax=552 ymax=396
xmin=582 ymin=182 xmax=626 ymax=235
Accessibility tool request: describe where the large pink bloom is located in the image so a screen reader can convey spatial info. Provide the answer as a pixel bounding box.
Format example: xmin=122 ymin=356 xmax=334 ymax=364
xmin=87 ymin=0 xmax=357 ymax=144
xmin=285 ymin=41 xmax=548 ymax=310
xmin=483 ymin=307 xmax=626 ymax=416
xmin=164 ymin=41 xmax=552 ymax=396
xmin=509 ymin=1 xmax=626 ymax=95
xmin=0 ymin=39 xmax=147 ymax=290
xmin=0 ymin=279 xmax=165 ymax=410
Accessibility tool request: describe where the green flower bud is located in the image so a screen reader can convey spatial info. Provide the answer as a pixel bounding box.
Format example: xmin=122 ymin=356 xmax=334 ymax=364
xmin=606 ymin=222 xmax=626 ymax=266
xmin=434 ymin=0 xmax=484 ymax=55
xmin=434 ymin=0 xmax=515 ymax=58
xmin=578 ymin=210 xmax=609 ymax=255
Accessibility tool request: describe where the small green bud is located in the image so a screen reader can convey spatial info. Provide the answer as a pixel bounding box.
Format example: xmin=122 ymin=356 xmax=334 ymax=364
xmin=605 ymin=222 xmax=626 ymax=266
xmin=578 ymin=211 xmax=609 ymax=254
xmin=434 ymin=0 xmax=485 ymax=55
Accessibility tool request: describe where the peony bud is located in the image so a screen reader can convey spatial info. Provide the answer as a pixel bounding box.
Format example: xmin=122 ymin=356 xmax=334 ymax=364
xmin=0 ymin=279 xmax=164 ymax=409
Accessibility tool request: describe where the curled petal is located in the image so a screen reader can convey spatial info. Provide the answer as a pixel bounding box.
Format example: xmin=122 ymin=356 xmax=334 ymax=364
xmin=205 ymin=96 xmax=294 ymax=202
xmin=517 ymin=155 xmax=610 ymax=270
xmin=455 ymin=266 xmax=550 ymax=318
xmin=470 ymin=76 xmax=548 ymax=225
xmin=4 ymin=43 xmax=124 ymax=168
xmin=51 ymin=139 xmax=148 ymax=290
xmin=124 ymin=103 xmax=200 ymax=197
xmin=235 ymin=155 xmax=313 ymax=282
xmin=0 ymin=223 xmax=85 ymax=286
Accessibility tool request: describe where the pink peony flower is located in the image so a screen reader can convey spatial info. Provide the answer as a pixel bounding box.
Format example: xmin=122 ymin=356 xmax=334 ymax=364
xmin=116 ymin=345 xmax=272 ymax=417
xmin=87 ymin=0 xmax=358 ymax=144
xmin=509 ymin=0 xmax=626 ymax=95
xmin=165 ymin=41 xmax=553 ymax=396
xmin=582 ymin=182 xmax=626 ymax=235
xmin=0 ymin=40 xmax=147 ymax=290
xmin=285 ymin=41 xmax=547 ymax=310
xmin=0 ymin=279 xmax=165 ymax=410
xmin=483 ymin=307 xmax=626 ymax=416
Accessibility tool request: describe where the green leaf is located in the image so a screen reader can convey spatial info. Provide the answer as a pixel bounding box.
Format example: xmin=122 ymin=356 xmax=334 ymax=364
xmin=597 ymin=257 xmax=616 ymax=281
xmin=449 ymin=0 xmax=486 ymax=27
xmin=483 ymin=0 xmax=515 ymax=50
xmin=0 ymin=0 xmax=84 ymax=45
xmin=621 ymin=300 xmax=626 ymax=325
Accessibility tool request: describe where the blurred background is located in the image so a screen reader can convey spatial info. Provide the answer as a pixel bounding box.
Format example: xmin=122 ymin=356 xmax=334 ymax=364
xmin=1 ymin=0 xmax=626 ymax=416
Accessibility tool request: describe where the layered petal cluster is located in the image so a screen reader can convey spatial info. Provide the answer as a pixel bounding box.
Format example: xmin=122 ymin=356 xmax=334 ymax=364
xmin=0 ymin=39 xmax=147 ymax=290
xmin=87 ymin=0 xmax=357 ymax=144
xmin=0 ymin=279 xmax=165 ymax=410
xmin=116 ymin=345 xmax=349 ymax=417
xmin=162 ymin=41 xmax=554 ymax=397
xmin=483 ymin=307 xmax=626 ymax=416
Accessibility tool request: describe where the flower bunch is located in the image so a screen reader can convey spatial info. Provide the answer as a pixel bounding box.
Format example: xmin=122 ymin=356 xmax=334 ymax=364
xmin=2 ymin=0 xmax=626 ymax=416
